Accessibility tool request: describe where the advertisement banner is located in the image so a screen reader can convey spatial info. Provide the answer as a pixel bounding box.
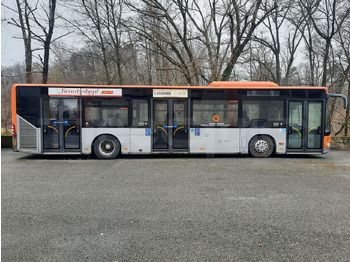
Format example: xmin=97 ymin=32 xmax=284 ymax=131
xmin=81 ymin=88 xmax=122 ymax=97
xmin=48 ymin=88 xmax=122 ymax=97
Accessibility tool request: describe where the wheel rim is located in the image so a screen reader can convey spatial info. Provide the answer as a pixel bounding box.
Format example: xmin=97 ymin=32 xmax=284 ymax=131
xmin=99 ymin=139 xmax=115 ymax=156
xmin=254 ymin=139 xmax=269 ymax=154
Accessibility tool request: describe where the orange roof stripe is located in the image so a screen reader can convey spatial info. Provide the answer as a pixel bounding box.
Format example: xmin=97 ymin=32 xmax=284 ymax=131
xmin=208 ymin=81 xmax=279 ymax=87
xmin=11 ymin=81 xmax=328 ymax=90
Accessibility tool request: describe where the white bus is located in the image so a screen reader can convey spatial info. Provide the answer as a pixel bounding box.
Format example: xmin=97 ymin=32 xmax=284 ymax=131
xmin=12 ymin=81 xmax=347 ymax=158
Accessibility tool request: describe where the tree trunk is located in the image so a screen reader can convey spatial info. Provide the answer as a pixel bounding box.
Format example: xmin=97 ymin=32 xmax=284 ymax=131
xmin=321 ymin=38 xmax=331 ymax=87
xmin=275 ymin=51 xmax=281 ymax=85
xmin=42 ymin=0 xmax=56 ymax=84
xmin=15 ymin=0 xmax=32 ymax=83
xmin=24 ymin=38 xmax=32 ymax=83
xmin=221 ymin=46 xmax=244 ymax=81
xmin=221 ymin=54 xmax=237 ymax=81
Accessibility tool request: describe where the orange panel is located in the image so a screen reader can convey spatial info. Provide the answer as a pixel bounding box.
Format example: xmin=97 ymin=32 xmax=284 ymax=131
xmin=11 ymin=85 xmax=18 ymax=135
xmin=324 ymin=135 xmax=331 ymax=148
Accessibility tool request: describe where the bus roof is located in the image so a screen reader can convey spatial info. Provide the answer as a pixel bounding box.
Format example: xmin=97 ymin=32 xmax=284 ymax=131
xmin=12 ymin=81 xmax=328 ymax=91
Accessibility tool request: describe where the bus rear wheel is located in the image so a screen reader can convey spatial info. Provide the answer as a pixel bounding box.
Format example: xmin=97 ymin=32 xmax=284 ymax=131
xmin=93 ymin=135 xmax=120 ymax=159
xmin=249 ymin=136 xmax=274 ymax=158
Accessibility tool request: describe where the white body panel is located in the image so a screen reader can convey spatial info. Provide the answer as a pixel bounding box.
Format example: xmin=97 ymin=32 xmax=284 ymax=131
xmin=82 ymin=127 xmax=287 ymax=155
xmin=189 ymin=128 xmax=240 ymax=153
xmin=82 ymin=128 xmax=130 ymax=155
xmin=239 ymin=128 xmax=287 ymax=154
xmin=130 ymin=129 xmax=152 ymax=153
xmin=81 ymin=128 xmax=151 ymax=155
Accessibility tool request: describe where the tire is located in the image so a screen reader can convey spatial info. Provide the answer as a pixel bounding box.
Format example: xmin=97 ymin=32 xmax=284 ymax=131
xmin=93 ymin=135 xmax=120 ymax=159
xmin=249 ymin=136 xmax=274 ymax=158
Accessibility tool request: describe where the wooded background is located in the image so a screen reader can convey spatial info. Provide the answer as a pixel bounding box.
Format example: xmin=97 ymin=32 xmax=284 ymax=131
xmin=2 ymin=0 xmax=349 ymax=136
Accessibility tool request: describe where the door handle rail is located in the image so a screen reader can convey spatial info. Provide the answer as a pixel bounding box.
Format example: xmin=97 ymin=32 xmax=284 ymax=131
xmin=163 ymin=125 xmax=178 ymax=129
xmin=53 ymin=121 xmax=68 ymax=125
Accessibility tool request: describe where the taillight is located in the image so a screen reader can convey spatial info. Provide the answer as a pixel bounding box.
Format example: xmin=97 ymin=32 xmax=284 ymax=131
xmin=12 ymin=124 xmax=16 ymax=138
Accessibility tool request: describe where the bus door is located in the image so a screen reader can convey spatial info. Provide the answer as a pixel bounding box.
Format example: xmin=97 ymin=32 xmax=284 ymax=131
xmin=153 ymin=100 xmax=188 ymax=152
xmin=287 ymin=101 xmax=323 ymax=152
xmin=43 ymin=98 xmax=80 ymax=152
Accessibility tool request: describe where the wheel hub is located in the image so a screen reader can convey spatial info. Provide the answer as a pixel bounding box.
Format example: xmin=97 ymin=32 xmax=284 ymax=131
xmin=254 ymin=140 xmax=269 ymax=154
xmin=100 ymin=140 xmax=115 ymax=155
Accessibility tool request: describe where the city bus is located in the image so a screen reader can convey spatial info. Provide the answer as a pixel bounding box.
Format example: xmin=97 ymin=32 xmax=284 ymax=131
xmin=11 ymin=81 xmax=347 ymax=158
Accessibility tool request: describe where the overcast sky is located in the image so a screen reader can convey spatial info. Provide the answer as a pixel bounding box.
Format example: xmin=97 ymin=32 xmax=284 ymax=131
xmin=1 ymin=0 xmax=308 ymax=71
xmin=1 ymin=0 xmax=26 ymax=67
xmin=1 ymin=0 xmax=71 ymax=68
xmin=2 ymin=26 xmax=25 ymax=67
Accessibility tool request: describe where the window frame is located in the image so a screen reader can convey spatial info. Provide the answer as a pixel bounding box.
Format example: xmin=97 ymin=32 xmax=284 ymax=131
xmin=191 ymin=99 xmax=239 ymax=128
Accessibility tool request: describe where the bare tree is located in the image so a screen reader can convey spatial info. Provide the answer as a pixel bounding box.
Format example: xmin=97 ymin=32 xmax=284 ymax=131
xmin=127 ymin=0 xmax=203 ymax=85
xmin=22 ymin=0 xmax=59 ymax=84
xmin=1 ymin=64 xmax=26 ymax=132
xmin=127 ymin=0 xmax=276 ymax=84
xmin=299 ymin=9 xmax=318 ymax=86
xmin=104 ymin=0 xmax=125 ymax=84
xmin=4 ymin=0 xmax=63 ymax=84
xmin=4 ymin=0 xmax=33 ymax=83
xmin=252 ymin=0 xmax=303 ymax=85
xmin=183 ymin=0 xmax=232 ymax=83
xmin=300 ymin=0 xmax=350 ymax=87
xmin=35 ymin=0 xmax=57 ymax=84
xmin=64 ymin=0 xmax=128 ymax=84
xmin=248 ymin=42 xmax=275 ymax=81
xmin=220 ymin=0 xmax=277 ymax=81
xmin=332 ymin=20 xmax=350 ymax=135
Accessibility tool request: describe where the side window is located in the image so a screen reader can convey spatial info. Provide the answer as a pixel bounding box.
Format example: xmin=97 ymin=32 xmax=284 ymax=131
xmin=192 ymin=100 xmax=238 ymax=127
xmin=17 ymin=87 xmax=41 ymax=127
xmin=308 ymin=102 xmax=322 ymax=129
xmin=242 ymin=100 xmax=285 ymax=128
xmin=289 ymin=102 xmax=303 ymax=126
xmin=83 ymin=98 xmax=129 ymax=127
xmin=132 ymin=100 xmax=149 ymax=127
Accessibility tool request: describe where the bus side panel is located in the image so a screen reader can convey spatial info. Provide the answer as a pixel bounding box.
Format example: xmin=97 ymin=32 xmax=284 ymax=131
xmin=81 ymin=128 xmax=131 ymax=155
xmin=239 ymin=128 xmax=287 ymax=154
xmin=189 ymin=128 xmax=240 ymax=154
xmin=130 ymin=128 xmax=151 ymax=154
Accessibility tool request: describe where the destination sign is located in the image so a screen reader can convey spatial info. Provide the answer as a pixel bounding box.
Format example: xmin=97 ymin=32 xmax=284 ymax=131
xmin=153 ymin=89 xmax=188 ymax=98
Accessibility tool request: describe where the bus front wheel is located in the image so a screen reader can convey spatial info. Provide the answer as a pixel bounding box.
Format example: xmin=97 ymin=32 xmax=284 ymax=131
xmin=93 ymin=135 xmax=120 ymax=159
xmin=249 ymin=136 xmax=274 ymax=158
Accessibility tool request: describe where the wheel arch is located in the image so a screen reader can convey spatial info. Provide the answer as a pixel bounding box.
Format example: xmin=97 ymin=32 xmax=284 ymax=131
xmin=92 ymin=133 xmax=121 ymax=159
xmin=91 ymin=133 xmax=120 ymax=150
xmin=248 ymin=134 xmax=276 ymax=157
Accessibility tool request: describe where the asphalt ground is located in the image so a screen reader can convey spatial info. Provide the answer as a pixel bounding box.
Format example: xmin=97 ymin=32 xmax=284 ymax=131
xmin=2 ymin=149 xmax=350 ymax=261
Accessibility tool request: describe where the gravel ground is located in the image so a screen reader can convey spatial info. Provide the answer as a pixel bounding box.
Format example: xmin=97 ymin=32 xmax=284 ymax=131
xmin=2 ymin=149 xmax=350 ymax=261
